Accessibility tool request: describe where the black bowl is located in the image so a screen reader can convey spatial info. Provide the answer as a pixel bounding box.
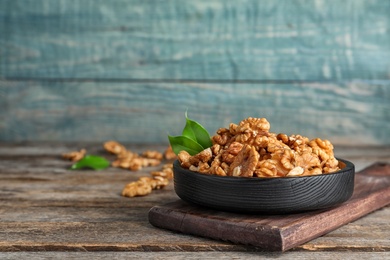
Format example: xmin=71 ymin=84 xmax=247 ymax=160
xmin=173 ymin=159 xmax=355 ymax=214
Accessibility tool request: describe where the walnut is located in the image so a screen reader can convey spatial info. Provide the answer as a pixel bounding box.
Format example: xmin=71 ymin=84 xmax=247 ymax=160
xmin=210 ymin=165 xmax=227 ymax=176
xmin=176 ymin=117 xmax=341 ymax=178
xmin=104 ymin=141 xmax=126 ymax=155
xmin=209 ymin=155 xmax=227 ymax=176
xmin=212 ymin=127 xmax=232 ymax=146
xmin=279 ymin=149 xmax=295 ymax=172
xmin=228 ymin=145 xmax=259 ymax=177
xmin=127 ymin=158 xmax=161 ymax=171
xmin=122 ymin=172 xmax=170 ymax=198
xmin=142 ymin=150 xmax=163 ymax=160
xmin=323 ymin=157 xmax=340 ymax=173
xmin=277 ymin=134 xmax=309 ymax=152
xmin=221 ymin=142 xmax=243 ymax=164
xmin=309 ymin=138 xmax=335 ymax=161
xmin=295 ymin=152 xmax=321 ymax=174
xmin=286 ymin=166 xmax=304 ymax=176
xmin=111 ymin=149 xmax=139 ymax=169
xmin=211 ymin=144 xmax=221 ymax=156
xmin=178 ymin=148 xmax=212 ymax=173
xmin=229 ymin=123 xmax=239 ymax=135
xmin=267 ymin=139 xmax=290 ymax=154
xmin=189 ymin=161 xmax=210 ymax=174
xmin=139 ymin=176 xmax=169 ymax=190
xmin=151 ymin=163 xmax=174 ymax=180
xmin=266 ymin=149 xmax=295 ymax=177
xmin=253 ymin=135 xmax=271 ymax=149
xmin=152 ymin=176 xmax=170 ymax=189
xmin=62 ymin=149 xmax=86 ymax=162
xmin=289 ymin=135 xmax=310 ymax=151
xmin=116 ymin=150 xmax=137 ymax=160
xmin=276 ymin=133 xmax=289 ymax=144
xmin=233 ymin=117 xmax=270 ymax=145
xmin=304 ymin=167 xmax=322 ymax=176
xmin=128 ymin=158 xmax=144 ymax=171
xmin=122 ymin=180 xmax=152 ymax=197
xmin=178 ymin=150 xmax=191 ymax=168
xmin=189 ymin=148 xmax=212 ymax=165
xmin=254 ymin=160 xmax=278 ymax=177
xmin=164 ymin=146 xmax=177 ymax=160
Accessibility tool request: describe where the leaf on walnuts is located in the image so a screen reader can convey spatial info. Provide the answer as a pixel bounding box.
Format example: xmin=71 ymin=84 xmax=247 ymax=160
xmin=182 ymin=112 xmax=213 ymax=149
xmin=168 ymin=112 xmax=212 ymax=156
xmin=168 ymin=135 xmax=205 ymax=156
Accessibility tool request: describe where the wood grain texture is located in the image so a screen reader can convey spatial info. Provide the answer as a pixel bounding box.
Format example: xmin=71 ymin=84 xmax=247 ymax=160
xmin=1 ymin=80 xmax=389 ymax=145
xmin=150 ymin=163 xmax=390 ymax=251
xmin=1 ymin=0 xmax=389 ymax=80
xmin=1 ymin=252 xmax=390 ymax=260
xmin=0 ymin=142 xmax=389 ymax=256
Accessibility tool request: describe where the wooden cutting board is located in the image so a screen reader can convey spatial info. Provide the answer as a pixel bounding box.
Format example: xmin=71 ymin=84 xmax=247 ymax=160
xmin=149 ymin=162 xmax=390 ymax=252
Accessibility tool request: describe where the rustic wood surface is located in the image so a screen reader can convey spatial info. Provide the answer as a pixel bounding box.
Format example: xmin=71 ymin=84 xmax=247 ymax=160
xmin=149 ymin=162 xmax=390 ymax=251
xmin=0 ymin=143 xmax=389 ymax=259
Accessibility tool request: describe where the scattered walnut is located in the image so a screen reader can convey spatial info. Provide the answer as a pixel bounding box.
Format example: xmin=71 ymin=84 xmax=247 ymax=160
xmin=62 ymin=149 xmax=86 ymax=162
xmin=122 ymin=180 xmax=153 ymax=197
xmin=164 ymin=146 xmax=177 ymax=160
xmin=139 ymin=176 xmax=169 ymax=190
xmin=63 ymin=141 xmax=172 ymax=198
xmin=142 ymin=150 xmax=163 ymax=160
xmin=151 ymin=163 xmax=174 ymax=180
xmin=122 ymin=170 xmax=171 ymax=198
xmin=106 ymin=141 xmax=163 ymax=171
xmin=104 ymin=141 xmax=126 ymax=155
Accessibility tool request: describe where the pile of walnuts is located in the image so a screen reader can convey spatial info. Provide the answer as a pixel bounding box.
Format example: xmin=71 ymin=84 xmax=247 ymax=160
xmin=102 ymin=141 xmax=176 ymax=197
xmin=62 ymin=141 xmax=176 ymax=197
xmin=178 ymin=117 xmax=340 ymax=178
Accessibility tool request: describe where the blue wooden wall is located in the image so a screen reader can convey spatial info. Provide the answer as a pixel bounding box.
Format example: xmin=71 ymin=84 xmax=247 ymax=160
xmin=1 ymin=0 xmax=389 ymax=146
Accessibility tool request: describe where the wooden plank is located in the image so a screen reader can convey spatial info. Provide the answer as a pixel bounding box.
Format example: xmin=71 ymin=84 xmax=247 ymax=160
xmin=149 ymin=163 xmax=390 ymax=251
xmin=1 ymin=207 xmax=389 ymax=252
xmin=1 ymin=81 xmax=389 ymax=145
xmin=1 ymin=0 xmax=389 ymax=80
xmin=1 ymin=252 xmax=390 ymax=260
xmin=0 ymin=143 xmax=389 ymax=254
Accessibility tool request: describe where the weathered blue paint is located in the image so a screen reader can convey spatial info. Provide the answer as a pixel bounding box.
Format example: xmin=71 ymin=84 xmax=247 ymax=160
xmin=1 ymin=81 xmax=389 ymax=145
xmin=1 ymin=0 xmax=389 ymax=80
xmin=0 ymin=1 xmax=389 ymax=145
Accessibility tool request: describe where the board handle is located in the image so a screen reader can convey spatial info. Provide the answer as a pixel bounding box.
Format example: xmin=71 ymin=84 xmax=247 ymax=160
xmin=358 ymin=162 xmax=390 ymax=177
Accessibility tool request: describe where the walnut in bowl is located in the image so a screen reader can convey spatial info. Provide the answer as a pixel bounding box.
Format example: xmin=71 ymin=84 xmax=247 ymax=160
xmin=173 ymin=158 xmax=354 ymax=214
xmin=173 ymin=117 xmax=355 ymax=214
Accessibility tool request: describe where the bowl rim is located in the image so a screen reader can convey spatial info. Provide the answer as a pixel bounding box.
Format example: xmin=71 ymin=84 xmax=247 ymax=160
xmin=173 ymin=158 xmax=355 ymax=181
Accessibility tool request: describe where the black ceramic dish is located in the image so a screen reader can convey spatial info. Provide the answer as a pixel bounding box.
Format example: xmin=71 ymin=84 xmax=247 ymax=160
xmin=173 ymin=159 xmax=355 ymax=214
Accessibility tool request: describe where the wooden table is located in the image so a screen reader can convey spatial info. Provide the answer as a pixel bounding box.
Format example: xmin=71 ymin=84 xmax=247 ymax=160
xmin=1 ymin=142 xmax=389 ymax=259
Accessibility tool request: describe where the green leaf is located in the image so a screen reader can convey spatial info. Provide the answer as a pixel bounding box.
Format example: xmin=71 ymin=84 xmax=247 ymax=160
xmin=182 ymin=112 xmax=213 ymax=149
xmin=70 ymin=155 xmax=110 ymax=170
xmin=168 ymin=135 xmax=205 ymax=156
